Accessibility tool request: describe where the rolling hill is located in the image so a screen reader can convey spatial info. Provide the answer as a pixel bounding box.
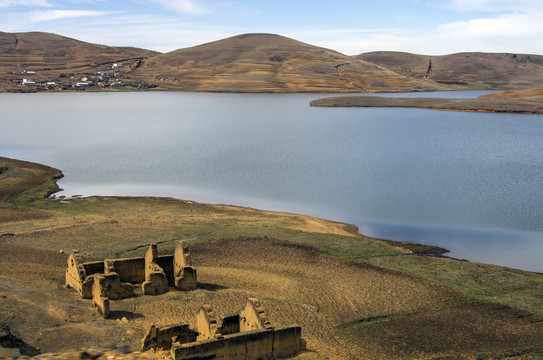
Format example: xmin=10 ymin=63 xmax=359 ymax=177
xmin=0 ymin=31 xmax=158 ymax=91
xmin=0 ymin=31 xmax=157 ymax=69
xmin=127 ymin=33 xmax=447 ymax=92
xmin=358 ymin=51 xmax=543 ymax=89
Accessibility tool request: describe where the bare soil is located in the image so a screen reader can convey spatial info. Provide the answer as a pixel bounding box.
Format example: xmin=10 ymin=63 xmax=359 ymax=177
xmin=1 ymin=235 xmax=542 ymax=359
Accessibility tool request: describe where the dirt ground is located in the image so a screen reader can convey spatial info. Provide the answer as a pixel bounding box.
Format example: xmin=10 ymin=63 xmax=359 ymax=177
xmin=1 ymin=235 xmax=542 ymax=359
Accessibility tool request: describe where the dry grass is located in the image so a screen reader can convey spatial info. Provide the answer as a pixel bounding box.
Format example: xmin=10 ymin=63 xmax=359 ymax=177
xmin=479 ymin=88 xmax=543 ymax=100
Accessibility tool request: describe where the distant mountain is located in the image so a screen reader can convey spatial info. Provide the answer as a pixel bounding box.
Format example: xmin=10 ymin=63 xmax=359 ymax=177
xmin=127 ymin=33 xmax=447 ymax=92
xmin=357 ymin=51 xmax=543 ymax=89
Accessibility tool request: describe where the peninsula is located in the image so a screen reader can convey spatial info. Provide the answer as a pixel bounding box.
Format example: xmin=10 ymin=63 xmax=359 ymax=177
xmin=310 ymin=89 xmax=543 ymax=114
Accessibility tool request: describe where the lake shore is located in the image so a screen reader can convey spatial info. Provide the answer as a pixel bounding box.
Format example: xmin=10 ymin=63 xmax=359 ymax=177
xmin=2 ymin=156 xmax=543 ymax=359
xmin=310 ymin=95 xmax=543 ymax=113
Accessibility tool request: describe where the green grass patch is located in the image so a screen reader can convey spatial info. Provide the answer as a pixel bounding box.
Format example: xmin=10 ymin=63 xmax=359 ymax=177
xmin=23 ymin=195 xmax=410 ymax=260
xmin=6 ymin=175 xmax=60 ymax=207
xmin=365 ymin=256 xmax=543 ymax=316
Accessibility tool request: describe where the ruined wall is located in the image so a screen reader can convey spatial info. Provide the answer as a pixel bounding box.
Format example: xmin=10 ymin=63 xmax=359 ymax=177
xmin=92 ymin=274 xmax=110 ymax=319
xmin=196 ymin=305 xmax=218 ymax=340
xmin=95 ymin=272 xmax=134 ymax=300
xmin=171 ymin=326 xmax=303 ymax=360
xmin=157 ymin=255 xmax=174 ymax=285
xmin=65 ymin=251 xmax=96 ymax=299
xmin=65 ymin=251 xmax=85 ymax=294
xmin=219 ymin=313 xmax=240 ymax=336
xmin=142 ymin=244 xmax=169 ymax=296
xmin=174 ymin=241 xmax=197 ymax=290
xmin=239 ymin=298 xmax=272 ymax=332
xmin=141 ymin=324 xmax=197 ymax=351
xmin=272 ymin=326 xmax=304 ymax=358
xmin=172 ymin=329 xmax=274 ymax=360
xmin=77 ymin=255 xmax=175 ymax=285
xmin=66 ymin=241 xmax=196 ymax=301
xmin=181 ymin=299 xmax=303 ymax=359
xmin=107 ymin=257 xmax=145 ymax=283
xmin=82 ymin=261 xmax=105 ymax=277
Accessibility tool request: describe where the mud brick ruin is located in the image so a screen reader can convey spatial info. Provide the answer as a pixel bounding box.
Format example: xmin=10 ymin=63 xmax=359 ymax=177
xmin=66 ymin=241 xmax=304 ymax=359
xmin=65 ymin=240 xmax=197 ymax=317
xmin=142 ymin=298 xmax=305 ymax=360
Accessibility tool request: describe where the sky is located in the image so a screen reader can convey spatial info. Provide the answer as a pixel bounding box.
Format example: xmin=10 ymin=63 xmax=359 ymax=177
xmin=1 ymin=0 xmax=543 ymax=55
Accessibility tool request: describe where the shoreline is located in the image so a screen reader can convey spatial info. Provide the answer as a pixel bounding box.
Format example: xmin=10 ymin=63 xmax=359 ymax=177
xmin=310 ymin=95 xmax=543 ymax=114
xmin=49 ymin=193 xmax=450 ymax=258
xmin=2 ymin=155 xmax=448 ymax=257
xmin=42 ymin=162 xmax=543 ymax=272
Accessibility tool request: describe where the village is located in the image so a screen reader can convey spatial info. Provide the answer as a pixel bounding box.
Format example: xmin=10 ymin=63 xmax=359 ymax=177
xmin=9 ymin=61 xmax=157 ymax=92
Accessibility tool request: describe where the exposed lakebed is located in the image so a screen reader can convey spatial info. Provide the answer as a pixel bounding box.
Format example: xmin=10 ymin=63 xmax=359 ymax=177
xmin=1 ymin=91 xmax=542 ymax=271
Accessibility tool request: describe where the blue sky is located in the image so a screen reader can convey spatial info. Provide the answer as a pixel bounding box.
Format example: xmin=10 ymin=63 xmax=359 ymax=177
xmin=1 ymin=0 xmax=542 ymax=55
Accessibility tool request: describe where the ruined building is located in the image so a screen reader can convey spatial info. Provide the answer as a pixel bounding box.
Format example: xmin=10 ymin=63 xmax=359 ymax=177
xmin=142 ymin=298 xmax=305 ymax=360
xmin=66 ymin=241 xmax=304 ymax=358
xmin=65 ymin=240 xmax=197 ymax=317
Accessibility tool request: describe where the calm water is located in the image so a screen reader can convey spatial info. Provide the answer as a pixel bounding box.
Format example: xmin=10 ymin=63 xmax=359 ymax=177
xmin=1 ymin=91 xmax=542 ymax=272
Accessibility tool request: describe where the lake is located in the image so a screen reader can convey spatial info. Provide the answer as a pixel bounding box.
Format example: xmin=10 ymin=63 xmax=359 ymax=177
xmin=1 ymin=91 xmax=542 ymax=272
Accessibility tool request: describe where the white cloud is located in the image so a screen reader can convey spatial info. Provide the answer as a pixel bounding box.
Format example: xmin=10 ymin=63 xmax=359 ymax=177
xmin=286 ymin=29 xmax=419 ymax=55
xmin=439 ymin=12 xmax=543 ymax=38
xmin=147 ymin=0 xmax=208 ymax=15
xmin=0 ymin=0 xmax=52 ymax=7
xmin=285 ymin=12 xmax=543 ymax=56
xmin=437 ymin=0 xmax=543 ymax=12
xmin=41 ymin=14 xmax=238 ymax=51
xmin=27 ymin=9 xmax=113 ymax=23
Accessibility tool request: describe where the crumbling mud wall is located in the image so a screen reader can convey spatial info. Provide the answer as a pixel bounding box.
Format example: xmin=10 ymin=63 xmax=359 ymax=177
xmin=65 ymin=251 xmax=99 ymax=298
xmin=66 ymin=240 xmax=197 ymax=299
xmin=172 ymin=329 xmax=275 ymax=360
xmin=141 ymin=324 xmax=198 ymax=351
xmin=166 ymin=298 xmax=304 ymax=360
xmin=142 ymin=244 xmax=169 ymax=296
xmin=92 ymin=274 xmax=111 ymax=319
xmin=239 ymin=298 xmax=272 ymax=331
xmin=174 ymin=241 xmax=197 ymax=290
xmin=172 ymin=327 xmax=304 ymax=360
xmin=65 ymin=241 xmax=197 ymax=318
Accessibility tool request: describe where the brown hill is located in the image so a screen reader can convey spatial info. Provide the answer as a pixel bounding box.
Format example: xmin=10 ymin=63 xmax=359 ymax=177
xmin=128 ymin=33 xmax=447 ymax=92
xmin=0 ymin=31 xmax=158 ymax=91
xmin=0 ymin=32 xmax=156 ymax=68
xmin=357 ymin=51 xmax=543 ymax=89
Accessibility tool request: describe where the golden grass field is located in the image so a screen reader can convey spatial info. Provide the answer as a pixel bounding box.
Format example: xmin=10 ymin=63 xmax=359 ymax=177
xmin=1 ymin=156 xmax=543 ymax=359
